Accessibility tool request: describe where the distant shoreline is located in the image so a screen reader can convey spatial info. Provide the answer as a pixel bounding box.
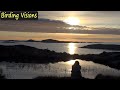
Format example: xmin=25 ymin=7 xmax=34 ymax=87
xmin=1 ymin=39 xmax=102 ymax=43
xmin=81 ymin=44 xmax=120 ymax=50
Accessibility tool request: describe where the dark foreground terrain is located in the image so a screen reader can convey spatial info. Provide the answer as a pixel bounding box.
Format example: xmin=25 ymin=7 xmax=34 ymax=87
xmin=1 ymin=73 xmax=120 ymax=79
xmin=0 ymin=45 xmax=120 ymax=70
xmin=0 ymin=74 xmax=5 ymax=79
xmin=95 ymin=74 xmax=120 ymax=79
xmin=34 ymin=74 xmax=120 ymax=79
xmin=79 ymin=51 xmax=120 ymax=69
xmin=34 ymin=76 xmax=88 ymax=79
xmin=0 ymin=45 xmax=72 ymax=63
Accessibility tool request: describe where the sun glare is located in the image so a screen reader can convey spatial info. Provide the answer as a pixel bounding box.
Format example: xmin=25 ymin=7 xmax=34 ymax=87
xmin=64 ymin=17 xmax=80 ymax=25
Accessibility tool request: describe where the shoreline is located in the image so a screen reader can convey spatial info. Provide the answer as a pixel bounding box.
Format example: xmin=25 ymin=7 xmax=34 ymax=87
xmin=0 ymin=45 xmax=120 ymax=70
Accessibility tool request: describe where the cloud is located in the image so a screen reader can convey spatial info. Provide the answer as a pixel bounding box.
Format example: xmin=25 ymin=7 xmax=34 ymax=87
xmin=38 ymin=11 xmax=120 ymax=18
xmin=0 ymin=18 xmax=120 ymax=35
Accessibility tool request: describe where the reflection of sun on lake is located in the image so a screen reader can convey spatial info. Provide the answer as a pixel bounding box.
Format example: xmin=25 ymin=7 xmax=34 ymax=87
xmin=66 ymin=59 xmax=85 ymax=66
xmin=68 ymin=43 xmax=76 ymax=55
xmin=66 ymin=60 xmax=76 ymax=65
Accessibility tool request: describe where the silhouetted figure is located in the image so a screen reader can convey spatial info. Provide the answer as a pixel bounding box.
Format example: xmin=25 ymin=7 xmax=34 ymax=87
xmin=71 ymin=61 xmax=82 ymax=79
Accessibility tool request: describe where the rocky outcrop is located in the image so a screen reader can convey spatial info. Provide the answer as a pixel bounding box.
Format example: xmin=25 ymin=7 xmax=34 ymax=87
xmin=25 ymin=39 xmax=40 ymax=42
xmin=0 ymin=45 xmax=73 ymax=63
xmin=40 ymin=39 xmax=80 ymax=43
xmin=78 ymin=51 xmax=120 ymax=69
xmin=81 ymin=44 xmax=120 ymax=50
xmin=95 ymin=74 xmax=120 ymax=79
xmin=41 ymin=39 xmax=71 ymax=43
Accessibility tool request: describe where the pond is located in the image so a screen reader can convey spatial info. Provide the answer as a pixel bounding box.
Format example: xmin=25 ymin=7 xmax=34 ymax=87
xmin=0 ymin=59 xmax=120 ymax=79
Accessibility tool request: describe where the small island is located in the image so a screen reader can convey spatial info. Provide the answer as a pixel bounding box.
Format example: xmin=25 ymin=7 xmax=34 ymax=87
xmin=40 ymin=39 xmax=78 ymax=43
xmin=25 ymin=39 xmax=40 ymax=42
xmin=81 ymin=44 xmax=120 ymax=50
xmin=3 ymin=40 xmax=18 ymax=43
xmin=40 ymin=39 xmax=101 ymax=43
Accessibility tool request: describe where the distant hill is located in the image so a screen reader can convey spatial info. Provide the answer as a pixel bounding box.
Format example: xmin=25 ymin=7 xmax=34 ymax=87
xmin=3 ymin=40 xmax=19 ymax=43
xmin=2 ymin=39 xmax=102 ymax=43
xmin=25 ymin=39 xmax=40 ymax=42
xmin=40 ymin=39 xmax=102 ymax=43
xmin=41 ymin=39 xmax=71 ymax=43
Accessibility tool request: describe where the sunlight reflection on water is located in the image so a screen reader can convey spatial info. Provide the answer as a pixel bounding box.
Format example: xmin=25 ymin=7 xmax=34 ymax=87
xmin=68 ymin=43 xmax=77 ymax=55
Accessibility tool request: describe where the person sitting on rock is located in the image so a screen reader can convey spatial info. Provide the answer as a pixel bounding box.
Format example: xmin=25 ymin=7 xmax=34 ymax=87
xmin=71 ymin=61 xmax=82 ymax=79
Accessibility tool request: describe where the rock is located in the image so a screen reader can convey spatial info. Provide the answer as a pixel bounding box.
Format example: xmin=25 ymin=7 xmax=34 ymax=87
xmin=25 ymin=39 xmax=40 ymax=42
xmin=0 ymin=45 xmax=72 ymax=63
xmin=81 ymin=44 xmax=120 ymax=50
xmin=95 ymin=74 xmax=120 ymax=79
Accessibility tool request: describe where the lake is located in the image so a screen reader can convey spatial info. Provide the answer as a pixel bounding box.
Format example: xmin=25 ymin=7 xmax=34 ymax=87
xmin=0 ymin=41 xmax=120 ymax=79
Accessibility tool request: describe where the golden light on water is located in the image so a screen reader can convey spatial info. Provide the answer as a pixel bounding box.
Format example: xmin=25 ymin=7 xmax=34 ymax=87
xmin=67 ymin=60 xmax=76 ymax=65
xmin=66 ymin=59 xmax=84 ymax=67
xmin=68 ymin=43 xmax=76 ymax=55
xmin=64 ymin=17 xmax=80 ymax=25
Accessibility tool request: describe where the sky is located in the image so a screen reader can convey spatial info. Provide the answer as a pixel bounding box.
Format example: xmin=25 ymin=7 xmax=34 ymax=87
xmin=0 ymin=11 xmax=120 ymax=42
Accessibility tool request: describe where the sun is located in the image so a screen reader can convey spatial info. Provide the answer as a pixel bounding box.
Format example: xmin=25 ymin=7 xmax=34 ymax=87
xmin=64 ymin=17 xmax=80 ymax=26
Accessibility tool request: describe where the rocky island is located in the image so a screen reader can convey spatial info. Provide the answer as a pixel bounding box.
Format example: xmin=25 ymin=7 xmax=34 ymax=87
xmin=3 ymin=40 xmax=18 ymax=43
xmin=40 ymin=39 xmax=100 ymax=43
xmin=25 ymin=39 xmax=40 ymax=42
xmin=78 ymin=51 xmax=120 ymax=69
xmin=81 ymin=44 xmax=120 ymax=50
xmin=40 ymin=39 xmax=79 ymax=43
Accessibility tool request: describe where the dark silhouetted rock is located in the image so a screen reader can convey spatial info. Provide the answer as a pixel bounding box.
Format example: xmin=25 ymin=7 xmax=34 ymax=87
xmin=81 ymin=44 xmax=120 ymax=50
xmin=40 ymin=39 xmax=87 ymax=43
xmin=41 ymin=39 xmax=70 ymax=43
xmin=95 ymin=74 xmax=120 ymax=79
xmin=0 ymin=45 xmax=73 ymax=63
xmin=3 ymin=40 xmax=16 ymax=43
xmin=25 ymin=39 xmax=40 ymax=42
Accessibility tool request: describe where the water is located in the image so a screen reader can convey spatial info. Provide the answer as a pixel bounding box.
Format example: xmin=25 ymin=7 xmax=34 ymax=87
xmin=0 ymin=41 xmax=120 ymax=79
xmin=0 ymin=59 xmax=120 ymax=79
